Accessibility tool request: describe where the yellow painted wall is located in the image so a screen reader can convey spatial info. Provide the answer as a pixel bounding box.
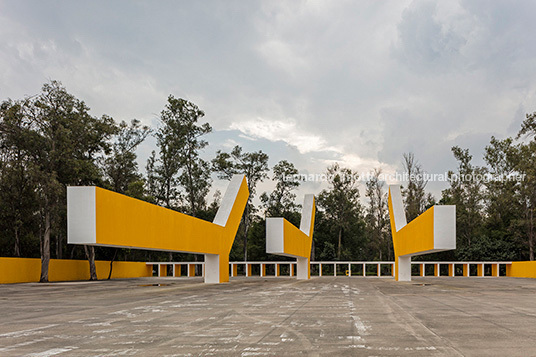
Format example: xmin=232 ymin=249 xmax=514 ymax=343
xmin=0 ymin=257 xmax=40 ymax=283
xmin=96 ymin=187 xmax=226 ymax=254
xmin=0 ymin=257 xmax=151 ymax=284
xmin=282 ymin=220 xmax=313 ymax=258
xmin=277 ymin=198 xmax=315 ymax=260
xmin=506 ymin=261 xmax=536 ymax=279
xmin=90 ymin=179 xmax=248 ymax=283
xmin=391 ymin=206 xmax=436 ymax=257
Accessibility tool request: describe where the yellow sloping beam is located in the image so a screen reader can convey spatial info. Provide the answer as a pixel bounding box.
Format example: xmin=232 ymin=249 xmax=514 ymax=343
xmin=95 ymin=188 xmax=225 ymax=253
xmin=68 ymin=175 xmax=249 ymax=283
xmin=391 ymin=206 xmax=435 ymax=257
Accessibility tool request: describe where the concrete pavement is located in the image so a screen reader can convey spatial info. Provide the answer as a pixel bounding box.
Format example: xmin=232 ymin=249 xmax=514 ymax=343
xmin=1 ymin=276 xmax=535 ymax=356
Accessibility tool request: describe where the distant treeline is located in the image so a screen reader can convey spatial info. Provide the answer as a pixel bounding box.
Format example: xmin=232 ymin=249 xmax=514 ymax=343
xmin=0 ymin=81 xmax=535 ymax=281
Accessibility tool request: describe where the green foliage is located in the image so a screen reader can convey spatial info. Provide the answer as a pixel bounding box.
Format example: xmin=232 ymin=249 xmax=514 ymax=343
xmin=516 ymin=114 xmax=536 ymax=260
xmin=245 ymin=217 xmax=268 ymax=261
xmin=402 ymin=153 xmax=431 ymax=221
xmin=0 ymin=100 xmax=40 ymax=257
xmin=319 ymin=242 xmax=336 ymax=261
xmin=213 ymin=145 xmax=269 ymax=197
xmin=456 ymin=235 xmax=521 ymax=261
xmin=518 ymin=111 xmax=536 ymax=139
xmin=2 ymin=81 xmax=535 ymax=267
xmin=317 ymin=163 xmax=363 ymax=260
xmin=103 ymin=119 xmax=150 ymax=196
xmin=0 ymin=81 xmax=116 ymax=280
xmin=212 ymin=145 xmax=269 ymax=261
xmin=441 ymin=147 xmax=486 ymax=251
xmin=365 ymin=169 xmax=392 ymax=261
xmin=260 ymin=160 xmax=300 ymax=220
xmin=147 ymin=96 xmax=212 ymax=215
xmin=440 ymin=134 xmax=535 ymax=261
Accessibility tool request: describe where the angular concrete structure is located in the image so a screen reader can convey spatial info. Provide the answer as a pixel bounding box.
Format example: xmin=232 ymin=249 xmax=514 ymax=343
xmin=388 ymin=185 xmax=456 ymax=281
xmin=266 ymin=195 xmax=315 ymax=279
xmin=67 ymin=175 xmax=248 ymax=283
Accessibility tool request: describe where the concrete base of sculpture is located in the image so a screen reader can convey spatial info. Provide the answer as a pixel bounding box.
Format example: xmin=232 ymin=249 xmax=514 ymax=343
xmin=296 ymin=257 xmax=309 ymax=280
xmin=397 ymin=256 xmax=412 ymax=282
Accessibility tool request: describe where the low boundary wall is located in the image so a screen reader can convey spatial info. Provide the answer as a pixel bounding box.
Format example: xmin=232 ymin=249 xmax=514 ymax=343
xmin=0 ymin=257 xmax=152 ymax=284
xmin=506 ymin=261 xmax=536 ymax=279
xmin=148 ymin=260 xmax=534 ymax=278
xmin=3 ymin=258 xmax=536 ymax=283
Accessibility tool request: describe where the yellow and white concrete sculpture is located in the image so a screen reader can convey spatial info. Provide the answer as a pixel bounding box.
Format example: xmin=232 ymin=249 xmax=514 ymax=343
xmin=67 ymin=175 xmax=248 ymax=283
xmin=388 ymin=185 xmax=456 ymax=281
xmin=266 ymin=195 xmax=315 ymax=279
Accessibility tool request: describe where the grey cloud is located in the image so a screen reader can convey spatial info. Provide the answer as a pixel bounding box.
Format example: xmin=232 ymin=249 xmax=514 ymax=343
xmin=393 ymin=0 xmax=467 ymax=73
xmin=392 ymin=0 xmax=536 ymax=86
xmin=1 ymin=0 xmax=536 ymax=202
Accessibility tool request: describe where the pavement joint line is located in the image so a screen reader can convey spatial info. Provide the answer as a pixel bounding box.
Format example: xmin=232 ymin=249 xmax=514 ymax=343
xmin=244 ymin=280 xmax=325 ymax=351
xmin=442 ymin=286 xmax=536 ymax=319
xmin=370 ymin=280 xmax=465 ymax=356
xmin=420 ymin=293 xmax=536 ymax=337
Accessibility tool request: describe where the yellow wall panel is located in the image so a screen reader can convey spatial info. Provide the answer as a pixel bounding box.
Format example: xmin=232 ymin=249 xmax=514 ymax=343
xmin=0 ymin=257 xmax=41 ymax=283
xmin=393 ymin=207 xmax=436 ymax=257
xmin=506 ymin=261 xmax=536 ymax=278
xmin=95 ymin=188 xmax=224 ymax=254
xmin=0 ymin=257 xmax=151 ymax=284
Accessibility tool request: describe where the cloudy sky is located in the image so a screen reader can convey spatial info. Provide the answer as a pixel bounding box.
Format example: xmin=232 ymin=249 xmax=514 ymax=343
xmin=1 ymin=0 xmax=536 ymax=202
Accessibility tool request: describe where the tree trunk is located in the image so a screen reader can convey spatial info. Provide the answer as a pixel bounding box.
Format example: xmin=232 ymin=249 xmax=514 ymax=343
xmin=388 ymin=235 xmax=393 ymax=261
xmin=107 ymin=248 xmax=118 ymax=280
xmin=39 ymin=210 xmax=51 ymax=283
xmin=56 ymin=232 xmax=62 ymax=259
xmin=84 ymin=245 xmax=98 ymax=280
xmin=242 ymin=206 xmax=250 ymax=261
xmin=530 ymin=208 xmax=534 ymax=261
xmin=194 ymin=254 xmax=202 ymax=276
xmin=337 ymin=227 xmax=342 ymax=260
xmin=243 ymin=219 xmax=249 ymax=262
xmin=70 ymin=245 xmax=76 ymax=259
xmin=165 ymin=179 xmax=171 ymax=209
xmin=379 ymin=240 xmax=383 ymax=261
xmin=14 ymin=226 xmax=21 ymax=257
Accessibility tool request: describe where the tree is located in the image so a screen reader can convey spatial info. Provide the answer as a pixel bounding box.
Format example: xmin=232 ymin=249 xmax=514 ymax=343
xmin=1 ymin=81 xmax=116 ymax=281
xmin=365 ymin=169 xmax=391 ymax=260
xmin=0 ymin=100 xmax=40 ymax=257
xmin=146 ymin=96 xmax=212 ymax=265
xmin=147 ymin=96 xmax=212 ymax=215
xmin=440 ymin=147 xmax=486 ymax=258
xmin=260 ymin=160 xmax=300 ymax=220
xmin=517 ymin=112 xmax=536 ymax=260
xmin=317 ymin=163 xmax=361 ymax=260
xmin=212 ymin=145 xmax=269 ymax=261
xmin=518 ymin=111 xmax=536 ymax=139
xmin=401 ymin=153 xmax=430 ymax=221
xmin=102 ymin=119 xmax=151 ymax=277
xmin=103 ymin=119 xmax=150 ymax=196
xmin=482 ymin=137 xmax=524 ymax=260
xmin=516 ymin=143 xmax=536 ymax=260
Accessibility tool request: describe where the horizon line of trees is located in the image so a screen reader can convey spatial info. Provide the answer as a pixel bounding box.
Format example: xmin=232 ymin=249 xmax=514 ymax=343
xmin=1 ymin=81 xmax=535 ymax=282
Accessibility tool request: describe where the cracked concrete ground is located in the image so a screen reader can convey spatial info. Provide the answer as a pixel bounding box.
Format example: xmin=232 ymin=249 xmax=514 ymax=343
xmin=0 ymin=276 xmax=535 ymax=356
